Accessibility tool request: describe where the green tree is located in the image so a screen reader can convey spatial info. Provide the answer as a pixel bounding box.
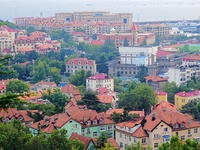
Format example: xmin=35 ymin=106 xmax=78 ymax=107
xmin=111 ymin=110 xmax=139 ymax=123
xmin=68 ymin=69 xmax=92 ymax=86
xmin=12 ymin=64 xmax=26 ymax=80
xmin=114 ymin=78 xmax=123 ymax=93
xmin=25 ymin=50 xmax=39 ymax=61
xmin=181 ymin=100 xmax=200 ymax=119
xmin=136 ymin=66 xmax=148 ymax=83
xmin=6 ymin=79 xmax=30 ymax=94
xmin=99 ymin=142 xmax=118 ymax=150
xmin=162 ymin=82 xmax=178 ymax=104
xmin=42 ymin=89 xmax=69 ymax=113
xmin=123 ymin=38 xmax=129 ymax=47
xmin=14 ymin=53 xmax=26 ymax=63
xmin=49 ymin=67 xmax=62 ymax=85
xmin=119 ymin=83 xmax=157 ymax=113
xmin=96 ymin=132 xmax=110 ymax=149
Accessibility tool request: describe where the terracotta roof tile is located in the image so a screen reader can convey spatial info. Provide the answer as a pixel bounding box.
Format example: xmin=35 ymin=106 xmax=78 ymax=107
xmin=145 ymin=75 xmax=168 ymax=82
xmin=97 ymin=95 xmax=113 ymax=104
xmin=66 ymin=58 xmax=95 ymax=66
xmin=61 ymin=84 xmax=80 ymax=95
xmin=70 ymin=133 xmax=93 ymax=150
xmin=107 ymin=138 xmax=120 ymax=149
xmin=175 ymin=90 xmax=200 ymax=97
xmin=88 ymin=73 xmax=112 ymax=80
xmin=132 ymin=126 xmax=148 ymax=137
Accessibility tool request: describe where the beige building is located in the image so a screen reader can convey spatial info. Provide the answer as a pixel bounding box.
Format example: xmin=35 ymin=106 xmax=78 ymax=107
xmin=168 ymin=64 xmax=200 ymax=86
xmin=66 ymin=58 xmax=97 ymax=75
xmin=139 ymin=24 xmax=170 ymax=38
xmin=0 ymin=25 xmax=16 ymax=54
xmin=115 ymin=101 xmax=200 ymax=150
xmin=86 ymin=73 xmax=114 ymax=91
xmin=55 ymin=12 xmax=133 ymax=28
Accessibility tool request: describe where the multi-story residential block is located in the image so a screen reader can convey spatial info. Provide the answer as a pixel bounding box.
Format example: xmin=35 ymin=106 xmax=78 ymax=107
xmin=145 ymin=75 xmax=168 ymax=90
xmin=30 ymin=108 xmax=114 ymax=138
xmin=115 ymin=101 xmax=200 ymax=150
xmin=139 ymin=23 xmax=171 ymax=38
xmin=168 ymin=64 xmax=200 ymax=86
xmin=86 ymin=73 xmax=114 ymax=91
xmin=66 ymin=58 xmax=97 ymax=75
xmin=175 ymin=90 xmax=200 ymax=109
xmin=0 ymin=25 xmax=16 ymax=54
xmin=155 ymin=91 xmax=168 ymax=103
xmin=182 ymin=54 xmax=200 ymax=66
xmin=55 ymin=12 xmax=133 ymax=28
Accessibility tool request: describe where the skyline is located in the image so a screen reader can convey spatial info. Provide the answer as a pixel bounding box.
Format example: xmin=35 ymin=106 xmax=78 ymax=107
xmin=1 ymin=0 xmax=200 ymax=22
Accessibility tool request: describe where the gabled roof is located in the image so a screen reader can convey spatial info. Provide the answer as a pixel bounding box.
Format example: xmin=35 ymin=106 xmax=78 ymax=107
xmin=107 ymin=138 xmax=120 ymax=149
xmin=143 ymin=101 xmax=200 ymax=131
xmin=97 ymin=95 xmax=114 ymax=104
xmin=35 ymin=80 xmax=57 ymax=87
xmin=70 ymin=132 xmax=94 ymax=150
xmin=131 ymin=126 xmax=148 ymax=138
xmin=145 ymin=75 xmax=168 ymax=82
xmin=97 ymin=87 xmax=115 ymax=95
xmin=61 ymin=84 xmax=80 ymax=95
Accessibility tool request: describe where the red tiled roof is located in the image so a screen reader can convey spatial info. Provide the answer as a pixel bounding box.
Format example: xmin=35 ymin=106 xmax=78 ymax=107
xmin=183 ymin=54 xmax=200 ymax=61
xmin=66 ymin=58 xmax=95 ymax=66
xmin=143 ymin=101 xmax=200 ymax=131
xmin=106 ymin=108 xmax=124 ymax=115
xmin=157 ymin=50 xmax=172 ymax=57
xmin=97 ymin=87 xmax=115 ymax=95
xmin=88 ymin=73 xmax=112 ymax=80
xmin=175 ymin=90 xmax=200 ymax=97
xmin=132 ymin=126 xmax=148 ymax=138
xmin=97 ymin=95 xmax=113 ymax=104
xmin=116 ymin=119 xmax=143 ymax=128
xmin=129 ymin=110 xmax=145 ymax=117
xmin=70 ymin=133 xmax=93 ymax=150
xmin=155 ymin=90 xmax=167 ymax=96
xmin=61 ymin=84 xmax=80 ymax=95
xmin=131 ymin=24 xmax=138 ymax=32
xmin=145 ymin=75 xmax=168 ymax=82
xmin=90 ymin=40 xmax=104 ymax=46
xmin=35 ymin=80 xmax=57 ymax=87
xmin=107 ymin=138 xmax=120 ymax=149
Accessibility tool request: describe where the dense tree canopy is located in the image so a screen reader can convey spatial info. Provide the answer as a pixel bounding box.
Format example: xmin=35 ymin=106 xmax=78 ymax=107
xmin=0 ymin=120 xmax=85 ymax=150
xmin=6 ymin=79 xmax=30 ymax=94
xmin=118 ymin=83 xmax=157 ymax=113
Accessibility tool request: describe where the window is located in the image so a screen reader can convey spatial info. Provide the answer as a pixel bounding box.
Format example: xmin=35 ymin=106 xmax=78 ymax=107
xmin=154 ymin=143 xmax=158 ymax=148
xmin=107 ymin=125 xmax=112 ymax=130
xmin=100 ymin=126 xmax=106 ymax=131
xmin=181 ymin=135 xmax=185 ymax=141
xmin=93 ymin=132 xmax=97 ymax=137
xmin=142 ymin=138 xmax=146 ymax=144
xmin=120 ymin=142 xmax=123 ymax=148
xmin=120 ymin=133 xmax=123 ymax=138
xmin=93 ymin=120 xmax=97 ymax=125
xmin=99 ymin=119 xmax=104 ymax=123
xmin=129 ymin=136 xmax=131 ymax=141
xmin=125 ymin=135 xmax=127 ymax=140
xmin=87 ymin=121 xmax=91 ymax=125
xmin=194 ymin=128 xmax=198 ymax=133
xmin=134 ymin=137 xmax=137 ymax=143
xmin=73 ymin=124 xmax=77 ymax=128
xmin=164 ymin=128 xmax=168 ymax=132
xmin=86 ymin=128 xmax=91 ymax=134
xmin=188 ymin=130 xmax=191 ymax=135
xmin=154 ymin=134 xmax=159 ymax=139
xmin=128 ymin=128 xmax=131 ymax=132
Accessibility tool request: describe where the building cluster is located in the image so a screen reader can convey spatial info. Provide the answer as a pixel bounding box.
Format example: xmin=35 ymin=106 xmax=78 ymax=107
xmin=0 ymin=25 xmax=61 ymax=55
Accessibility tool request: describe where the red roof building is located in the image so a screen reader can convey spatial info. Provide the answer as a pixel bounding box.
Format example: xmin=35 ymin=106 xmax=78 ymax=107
xmin=145 ymin=75 xmax=168 ymax=90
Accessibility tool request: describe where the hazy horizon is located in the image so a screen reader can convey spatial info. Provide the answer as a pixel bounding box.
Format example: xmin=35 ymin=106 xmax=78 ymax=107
xmin=1 ymin=0 xmax=200 ymax=22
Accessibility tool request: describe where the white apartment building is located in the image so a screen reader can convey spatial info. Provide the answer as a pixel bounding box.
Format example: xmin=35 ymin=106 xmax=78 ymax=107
xmin=119 ymin=47 xmax=158 ymax=66
xmin=66 ymin=58 xmax=97 ymax=75
xmin=86 ymin=73 xmax=114 ymax=91
xmin=168 ymin=64 xmax=200 ymax=86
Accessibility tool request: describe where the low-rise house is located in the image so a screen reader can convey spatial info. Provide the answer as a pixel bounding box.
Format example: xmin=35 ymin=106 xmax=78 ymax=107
xmin=66 ymin=58 xmax=97 ymax=75
xmin=175 ymin=90 xmax=200 ymax=109
xmin=70 ymin=133 xmax=97 ymax=150
xmin=0 ymin=108 xmax=34 ymax=126
xmin=30 ymin=108 xmax=115 ymax=139
xmin=0 ymin=79 xmax=9 ymax=94
xmin=97 ymin=95 xmax=117 ymax=108
xmin=97 ymin=87 xmax=118 ymax=101
xmin=31 ymin=81 xmax=57 ymax=91
xmin=155 ymin=91 xmax=168 ymax=103
xmin=115 ymin=101 xmax=200 ymax=150
xmin=86 ymin=73 xmax=114 ymax=91
xmin=145 ymin=75 xmax=168 ymax=90
xmin=61 ymin=83 xmax=81 ymax=98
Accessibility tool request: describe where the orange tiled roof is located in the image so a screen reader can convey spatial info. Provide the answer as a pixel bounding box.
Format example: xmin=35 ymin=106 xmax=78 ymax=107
xmin=132 ymin=126 xmax=148 ymax=138
xmin=97 ymin=95 xmax=113 ymax=104
xmin=35 ymin=80 xmax=57 ymax=87
xmin=183 ymin=54 xmax=200 ymax=61
xmin=116 ymin=119 xmax=143 ymax=128
xmin=106 ymin=108 xmax=124 ymax=115
xmin=129 ymin=110 xmax=145 ymax=117
xmin=145 ymin=75 xmax=168 ymax=82
xmin=70 ymin=133 xmax=93 ymax=150
xmin=143 ymin=101 xmax=200 ymax=131
xmin=107 ymin=138 xmax=120 ymax=149
xmin=61 ymin=84 xmax=80 ymax=95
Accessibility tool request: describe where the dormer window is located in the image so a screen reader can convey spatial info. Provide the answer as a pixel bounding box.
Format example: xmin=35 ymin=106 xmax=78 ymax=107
xmin=85 ymin=62 xmax=88 ymax=65
xmin=71 ymin=61 xmax=74 ymax=64
xmin=78 ymin=61 xmax=80 ymax=64
xmin=99 ymin=118 xmax=104 ymax=123
xmin=87 ymin=121 xmax=91 ymax=125
xmin=180 ymin=123 xmax=185 ymax=128
xmin=18 ymin=116 xmax=23 ymax=121
xmin=3 ymin=117 xmax=9 ymax=123
xmin=93 ymin=120 xmax=97 ymax=125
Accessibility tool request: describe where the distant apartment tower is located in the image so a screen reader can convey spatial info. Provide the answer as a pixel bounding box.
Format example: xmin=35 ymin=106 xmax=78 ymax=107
xmin=66 ymin=58 xmax=97 ymax=75
xmin=168 ymin=64 xmax=200 ymax=86
xmin=139 ymin=24 xmax=170 ymax=38
xmin=86 ymin=73 xmax=114 ymax=91
xmin=55 ymin=11 xmax=133 ymax=28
